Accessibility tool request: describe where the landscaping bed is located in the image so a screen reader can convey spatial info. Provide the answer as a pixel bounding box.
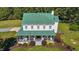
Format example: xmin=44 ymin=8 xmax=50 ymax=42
xmin=11 ymin=44 xmax=64 ymax=51
xmin=10 ymin=39 xmax=64 ymax=51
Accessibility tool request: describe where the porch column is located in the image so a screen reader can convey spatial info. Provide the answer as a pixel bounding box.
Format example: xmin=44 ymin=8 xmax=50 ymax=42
xmin=41 ymin=36 xmax=44 ymax=40
xmin=17 ymin=36 xmax=19 ymax=43
xmin=29 ymin=36 xmax=30 ymax=42
xmin=50 ymin=36 xmax=53 ymax=40
xmin=22 ymin=36 xmax=24 ymax=43
xmin=17 ymin=36 xmax=18 ymax=41
xmin=47 ymin=36 xmax=48 ymax=40
xmin=33 ymin=36 xmax=35 ymax=41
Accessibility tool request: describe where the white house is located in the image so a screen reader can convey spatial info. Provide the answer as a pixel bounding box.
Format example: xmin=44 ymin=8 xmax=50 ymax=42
xmin=16 ymin=11 xmax=59 ymax=45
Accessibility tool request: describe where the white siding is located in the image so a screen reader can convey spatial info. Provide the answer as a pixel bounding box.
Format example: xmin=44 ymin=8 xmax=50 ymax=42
xmin=53 ymin=22 xmax=58 ymax=33
xmin=23 ymin=23 xmax=58 ymax=33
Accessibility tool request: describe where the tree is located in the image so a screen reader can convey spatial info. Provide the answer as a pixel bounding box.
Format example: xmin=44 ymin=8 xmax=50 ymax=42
xmin=0 ymin=8 xmax=11 ymax=20
xmin=54 ymin=32 xmax=62 ymax=42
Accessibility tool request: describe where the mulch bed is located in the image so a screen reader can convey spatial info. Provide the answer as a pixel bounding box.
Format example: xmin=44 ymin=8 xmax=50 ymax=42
xmin=10 ymin=41 xmax=75 ymax=51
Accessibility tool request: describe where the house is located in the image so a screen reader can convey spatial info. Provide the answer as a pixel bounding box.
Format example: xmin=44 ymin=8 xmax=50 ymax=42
xmin=16 ymin=11 xmax=59 ymax=45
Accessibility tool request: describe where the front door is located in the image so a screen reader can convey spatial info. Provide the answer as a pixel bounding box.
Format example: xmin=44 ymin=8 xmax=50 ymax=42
xmin=35 ymin=36 xmax=42 ymax=45
xmin=36 ymin=36 xmax=41 ymax=40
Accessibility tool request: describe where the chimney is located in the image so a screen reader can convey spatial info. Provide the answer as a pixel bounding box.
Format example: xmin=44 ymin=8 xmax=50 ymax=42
xmin=51 ymin=11 xmax=54 ymax=15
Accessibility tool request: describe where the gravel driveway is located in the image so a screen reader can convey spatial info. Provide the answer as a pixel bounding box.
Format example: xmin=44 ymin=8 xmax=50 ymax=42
xmin=0 ymin=27 xmax=20 ymax=32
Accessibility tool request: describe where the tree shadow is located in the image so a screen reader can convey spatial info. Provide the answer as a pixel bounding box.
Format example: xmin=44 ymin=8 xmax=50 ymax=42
xmin=3 ymin=37 xmax=17 ymax=51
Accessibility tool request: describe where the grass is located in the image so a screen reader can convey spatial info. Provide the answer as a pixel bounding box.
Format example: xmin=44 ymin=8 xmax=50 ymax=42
xmin=0 ymin=20 xmax=21 ymax=28
xmin=12 ymin=46 xmax=64 ymax=51
xmin=0 ymin=31 xmax=16 ymax=39
xmin=0 ymin=20 xmax=79 ymax=51
xmin=58 ymin=23 xmax=79 ymax=51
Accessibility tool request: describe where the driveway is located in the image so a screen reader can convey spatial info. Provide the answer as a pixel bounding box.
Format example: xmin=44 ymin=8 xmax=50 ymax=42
xmin=0 ymin=27 xmax=20 ymax=32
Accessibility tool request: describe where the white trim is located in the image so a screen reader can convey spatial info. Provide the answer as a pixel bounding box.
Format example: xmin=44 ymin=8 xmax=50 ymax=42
xmin=41 ymin=36 xmax=44 ymax=40
xmin=23 ymin=24 xmax=55 ymax=31
xmin=50 ymin=37 xmax=52 ymax=40
xmin=33 ymin=37 xmax=35 ymax=41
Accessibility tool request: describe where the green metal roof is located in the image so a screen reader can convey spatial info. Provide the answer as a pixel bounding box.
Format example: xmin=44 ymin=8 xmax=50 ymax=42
xmin=16 ymin=27 xmax=56 ymax=36
xmin=22 ymin=13 xmax=59 ymax=25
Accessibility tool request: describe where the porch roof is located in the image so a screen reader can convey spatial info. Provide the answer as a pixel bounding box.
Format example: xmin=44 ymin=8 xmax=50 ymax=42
xmin=16 ymin=28 xmax=56 ymax=36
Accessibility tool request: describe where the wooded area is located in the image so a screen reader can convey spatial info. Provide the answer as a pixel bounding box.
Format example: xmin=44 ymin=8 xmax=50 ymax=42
xmin=0 ymin=7 xmax=79 ymax=31
xmin=0 ymin=7 xmax=79 ymax=23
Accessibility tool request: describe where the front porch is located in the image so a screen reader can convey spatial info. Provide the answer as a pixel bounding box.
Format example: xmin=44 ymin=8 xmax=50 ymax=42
xmin=17 ymin=36 xmax=54 ymax=45
xmin=16 ymin=28 xmax=56 ymax=45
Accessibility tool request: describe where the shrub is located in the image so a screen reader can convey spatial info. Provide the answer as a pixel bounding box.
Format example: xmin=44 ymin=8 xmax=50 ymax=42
xmin=3 ymin=37 xmax=16 ymax=48
xmin=29 ymin=41 xmax=35 ymax=46
xmin=23 ymin=43 xmax=28 ymax=47
xmin=0 ymin=38 xmax=4 ymax=48
xmin=54 ymin=32 xmax=62 ymax=43
xmin=48 ymin=43 xmax=53 ymax=47
xmin=54 ymin=38 xmax=61 ymax=43
xmin=18 ymin=44 xmax=23 ymax=46
xmin=42 ymin=40 xmax=47 ymax=46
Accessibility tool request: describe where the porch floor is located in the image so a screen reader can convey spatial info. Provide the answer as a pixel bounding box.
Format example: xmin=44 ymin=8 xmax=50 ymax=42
xmin=17 ymin=38 xmax=54 ymax=45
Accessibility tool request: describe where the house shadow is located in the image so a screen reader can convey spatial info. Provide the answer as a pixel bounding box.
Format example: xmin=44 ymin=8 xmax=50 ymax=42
xmin=3 ymin=37 xmax=17 ymax=51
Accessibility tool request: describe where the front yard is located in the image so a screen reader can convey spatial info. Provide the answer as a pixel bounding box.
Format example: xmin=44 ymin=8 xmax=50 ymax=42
xmin=11 ymin=45 xmax=64 ymax=51
xmin=0 ymin=20 xmax=79 ymax=51
xmin=58 ymin=23 xmax=79 ymax=51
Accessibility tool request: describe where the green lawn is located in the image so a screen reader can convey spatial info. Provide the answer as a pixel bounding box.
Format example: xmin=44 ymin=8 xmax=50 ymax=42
xmin=0 ymin=20 xmax=21 ymax=28
xmin=0 ymin=20 xmax=79 ymax=51
xmin=12 ymin=46 xmax=64 ymax=51
xmin=58 ymin=23 xmax=79 ymax=51
xmin=0 ymin=31 xmax=16 ymax=39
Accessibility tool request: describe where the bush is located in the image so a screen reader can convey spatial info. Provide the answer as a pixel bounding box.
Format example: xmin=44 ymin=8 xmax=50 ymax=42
xmin=23 ymin=43 xmax=28 ymax=47
xmin=54 ymin=38 xmax=61 ymax=43
xmin=2 ymin=37 xmax=17 ymax=51
xmin=18 ymin=44 xmax=23 ymax=46
xmin=29 ymin=41 xmax=35 ymax=46
xmin=3 ymin=37 xmax=16 ymax=48
xmin=42 ymin=40 xmax=47 ymax=46
xmin=0 ymin=38 xmax=4 ymax=48
xmin=48 ymin=43 xmax=53 ymax=47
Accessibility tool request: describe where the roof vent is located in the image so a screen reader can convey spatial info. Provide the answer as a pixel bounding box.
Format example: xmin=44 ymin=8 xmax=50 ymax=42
xmin=51 ymin=11 xmax=54 ymax=15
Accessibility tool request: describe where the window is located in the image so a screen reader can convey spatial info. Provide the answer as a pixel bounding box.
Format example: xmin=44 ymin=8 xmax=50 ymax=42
xmin=25 ymin=26 xmax=27 ymax=29
xmin=43 ymin=25 xmax=45 ymax=29
xmin=37 ymin=25 xmax=39 ymax=29
xmin=49 ymin=25 xmax=52 ymax=29
xmin=31 ymin=25 xmax=33 ymax=29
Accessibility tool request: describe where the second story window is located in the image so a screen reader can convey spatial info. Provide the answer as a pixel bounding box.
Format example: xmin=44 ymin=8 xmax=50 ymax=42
xmin=37 ymin=25 xmax=39 ymax=29
xmin=43 ymin=25 xmax=45 ymax=29
xmin=31 ymin=25 xmax=33 ymax=29
xmin=25 ymin=26 xmax=27 ymax=29
xmin=49 ymin=25 xmax=52 ymax=29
